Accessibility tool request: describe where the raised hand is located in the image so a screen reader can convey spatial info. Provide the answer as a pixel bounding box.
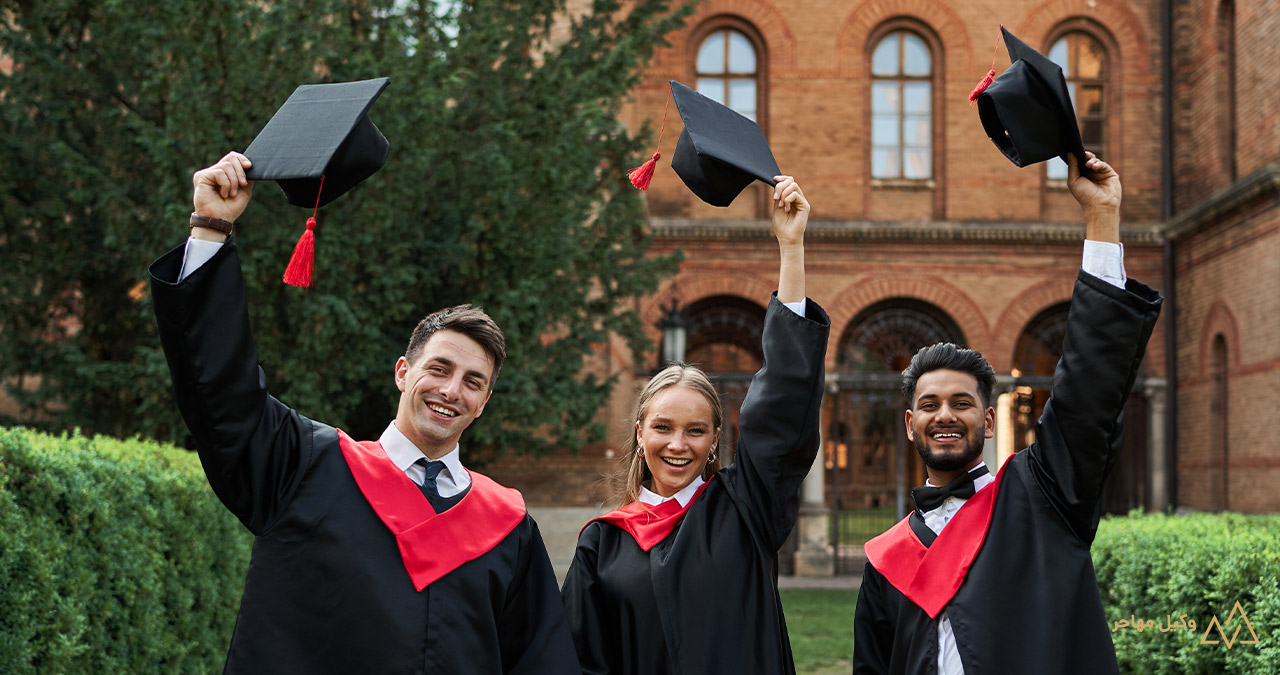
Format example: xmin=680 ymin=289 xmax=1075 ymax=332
xmin=771 ymin=175 xmax=809 ymax=248
xmin=1067 ymin=152 xmax=1121 ymax=243
xmin=193 ymin=151 xmax=254 ymax=225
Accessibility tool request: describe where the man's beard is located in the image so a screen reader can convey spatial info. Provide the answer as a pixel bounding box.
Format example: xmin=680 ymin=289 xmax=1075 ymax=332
xmin=913 ymin=425 xmax=986 ymax=472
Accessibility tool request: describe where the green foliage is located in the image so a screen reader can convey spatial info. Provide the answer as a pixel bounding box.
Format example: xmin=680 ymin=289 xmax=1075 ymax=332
xmin=0 ymin=0 xmax=689 ymax=460
xmin=1093 ymin=511 xmax=1280 ymax=674
xmin=0 ymin=426 xmax=251 ymax=673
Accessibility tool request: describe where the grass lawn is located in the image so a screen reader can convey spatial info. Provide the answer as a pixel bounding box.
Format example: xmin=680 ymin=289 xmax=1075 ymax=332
xmin=781 ymin=588 xmax=857 ymax=674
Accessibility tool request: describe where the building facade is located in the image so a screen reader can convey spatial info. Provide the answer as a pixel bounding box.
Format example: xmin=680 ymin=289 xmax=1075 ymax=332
xmin=484 ymin=0 xmax=1279 ymax=575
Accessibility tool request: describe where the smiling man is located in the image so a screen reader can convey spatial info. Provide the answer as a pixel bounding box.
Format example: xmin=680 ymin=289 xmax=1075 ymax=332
xmin=852 ymin=152 xmax=1163 ymax=675
xmin=150 ymin=150 xmax=578 ymax=673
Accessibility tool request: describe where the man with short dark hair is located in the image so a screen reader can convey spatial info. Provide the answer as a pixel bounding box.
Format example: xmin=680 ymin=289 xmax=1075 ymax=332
xmin=150 ymin=151 xmax=578 ymax=673
xmin=852 ymin=152 xmax=1163 ymax=675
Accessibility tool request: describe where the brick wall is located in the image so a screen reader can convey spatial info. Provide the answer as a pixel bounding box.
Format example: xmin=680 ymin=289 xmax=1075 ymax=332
xmin=505 ymin=0 xmax=1280 ymax=516
xmin=1172 ymin=193 xmax=1280 ymax=512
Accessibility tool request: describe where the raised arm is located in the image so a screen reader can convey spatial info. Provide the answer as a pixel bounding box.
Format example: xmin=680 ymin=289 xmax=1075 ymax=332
xmin=1027 ymin=153 xmax=1162 ymax=543
xmin=721 ymin=177 xmax=830 ymax=551
xmin=772 ymin=175 xmax=807 ymax=304
xmin=150 ymin=151 xmax=317 ymax=534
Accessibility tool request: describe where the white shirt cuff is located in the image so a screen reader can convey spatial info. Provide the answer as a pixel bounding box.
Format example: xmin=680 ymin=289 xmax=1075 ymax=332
xmin=1081 ymin=239 xmax=1126 ymax=289
xmin=179 ymin=236 xmax=225 ymax=282
xmin=783 ymin=300 xmax=806 ymax=318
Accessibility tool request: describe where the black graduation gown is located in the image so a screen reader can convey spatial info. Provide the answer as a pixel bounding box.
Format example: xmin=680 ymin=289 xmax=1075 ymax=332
xmin=561 ymin=296 xmax=831 ymax=675
xmin=852 ymin=272 xmax=1163 ymax=675
xmin=150 ymin=240 xmax=578 ymax=674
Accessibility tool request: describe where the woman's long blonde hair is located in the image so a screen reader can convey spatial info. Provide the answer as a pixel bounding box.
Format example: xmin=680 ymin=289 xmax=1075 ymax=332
xmin=609 ymin=364 xmax=724 ymax=507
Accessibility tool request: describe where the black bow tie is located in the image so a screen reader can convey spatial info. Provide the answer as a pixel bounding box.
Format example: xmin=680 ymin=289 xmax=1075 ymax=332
xmin=911 ymin=465 xmax=990 ymax=513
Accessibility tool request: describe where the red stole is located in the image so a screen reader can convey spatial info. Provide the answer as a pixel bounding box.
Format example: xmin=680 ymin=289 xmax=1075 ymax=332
xmin=584 ymin=478 xmax=713 ymax=551
xmin=336 ymin=430 xmax=526 ymax=591
xmin=864 ymin=464 xmax=1006 ymax=619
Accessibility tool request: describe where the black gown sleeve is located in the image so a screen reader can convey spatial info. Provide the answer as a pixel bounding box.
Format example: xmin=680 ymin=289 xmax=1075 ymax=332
xmin=1026 ymin=272 xmax=1162 ymax=543
xmin=852 ymin=562 xmax=894 ymax=675
xmin=497 ymin=517 xmax=581 ymax=674
xmin=722 ymin=295 xmax=830 ymax=551
xmin=560 ymin=522 xmax=614 ymax=675
xmin=150 ymin=240 xmax=317 ymax=534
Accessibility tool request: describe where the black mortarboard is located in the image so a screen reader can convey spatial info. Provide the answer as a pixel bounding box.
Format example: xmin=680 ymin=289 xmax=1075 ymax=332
xmin=975 ymin=27 xmax=1092 ymax=177
xmin=244 ymin=77 xmax=391 ymax=208
xmin=668 ymin=80 xmax=781 ymax=207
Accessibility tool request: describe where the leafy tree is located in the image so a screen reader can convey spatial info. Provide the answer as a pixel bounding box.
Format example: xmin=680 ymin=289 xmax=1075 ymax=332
xmin=0 ymin=0 xmax=689 ymax=460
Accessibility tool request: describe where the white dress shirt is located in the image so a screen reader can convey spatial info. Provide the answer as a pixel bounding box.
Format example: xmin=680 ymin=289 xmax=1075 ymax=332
xmin=638 ymin=475 xmax=706 ymax=508
xmin=379 ymin=421 xmax=471 ymax=497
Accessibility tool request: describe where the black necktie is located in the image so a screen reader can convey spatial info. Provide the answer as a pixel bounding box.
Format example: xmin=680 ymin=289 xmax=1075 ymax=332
xmin=911 ymin=465 xmax=990 ymax=514
xmin=414 ymin=458 xmax=445 ymax=499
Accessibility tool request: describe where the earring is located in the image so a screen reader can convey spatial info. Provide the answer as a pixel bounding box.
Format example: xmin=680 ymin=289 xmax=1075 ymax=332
xmin=708 ymin=451 xmax=717 ymax=464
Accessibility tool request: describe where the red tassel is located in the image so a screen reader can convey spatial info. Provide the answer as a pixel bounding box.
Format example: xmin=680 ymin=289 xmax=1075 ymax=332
xmin=968 ymin=69 xmax=996 ymax=103
xmin=628 ymin=90 xmax=671 ymax=191
xmin=969 ymin=26 xmax=1004 ymax=106
xmin=283 ymin=216 xmax=316 ymax=288
xmin=627 ymin=153 xmax=661 ymax=190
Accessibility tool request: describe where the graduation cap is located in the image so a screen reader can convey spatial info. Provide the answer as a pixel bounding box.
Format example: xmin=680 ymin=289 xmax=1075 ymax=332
xmin=669 ymin=80 xmax=780 ymax=207
xmin=243 ymin=77 xmax=391 ymax=287
xmin=625 ymin=81 xmax=781 ymax=207
xmin=971 ymin=26 xmax=1092 ymax=178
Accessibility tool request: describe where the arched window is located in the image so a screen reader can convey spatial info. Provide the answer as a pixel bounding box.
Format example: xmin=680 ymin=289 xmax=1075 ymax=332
xmin=682 ymin=295 xmax=767 ymax=466
xmin=1210 ymin=334 xmax=1229 ymax=510
xmin=1012 ymin=303 xmax=1070 ymax=449
xmin=1046 ymin=32 xmax=1108 ymax=180
xmin=1218 ymin=1 xmax=1237 ymax=181
xmin=831 ymin=299 xmax=965 ymax=519
xmin=871 ymin=30 xmax=932 ymax=180
xmin=696 ymin=28 xmax=760 ymax=121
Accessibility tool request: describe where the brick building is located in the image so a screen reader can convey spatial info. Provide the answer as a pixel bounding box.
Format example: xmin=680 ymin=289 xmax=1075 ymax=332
xmin=487 ymin=0 xmax=1279 ymax=571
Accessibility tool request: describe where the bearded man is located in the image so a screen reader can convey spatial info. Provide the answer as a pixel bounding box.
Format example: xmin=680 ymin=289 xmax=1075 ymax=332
xmin=851 ymin=152 xmax=1163 ymax=675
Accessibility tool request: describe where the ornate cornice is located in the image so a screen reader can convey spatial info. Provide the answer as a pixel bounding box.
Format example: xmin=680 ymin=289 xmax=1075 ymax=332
xmin=1165 ymin=163 xmax=1280 ymax=241
xmin=650 ymin=218 xmax=1166 ymax=246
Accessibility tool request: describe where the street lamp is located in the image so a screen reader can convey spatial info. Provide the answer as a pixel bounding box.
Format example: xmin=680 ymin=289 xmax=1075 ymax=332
xmin=658 ymin=298 xmax=688 ymax=366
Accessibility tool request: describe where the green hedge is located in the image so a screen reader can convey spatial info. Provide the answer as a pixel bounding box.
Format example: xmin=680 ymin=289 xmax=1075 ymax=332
xmin=0 ymin=427 xmax=251 ymax=673
xmin=1094 ymin=511 xmax=1280 ymax=674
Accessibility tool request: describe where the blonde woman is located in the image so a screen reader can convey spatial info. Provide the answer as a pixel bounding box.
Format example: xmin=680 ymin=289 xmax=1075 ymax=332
xmin=561 ymin=177 xmax=830 ymax=674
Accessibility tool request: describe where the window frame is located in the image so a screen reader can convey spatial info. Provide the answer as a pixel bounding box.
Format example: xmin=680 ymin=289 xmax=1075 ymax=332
xmin=1042 ymin=20 xmax=1119 ymax=186
xmin=689 ymin=17 xmax=768 ymax=128
xmin=865 ymin=19 xmax=944 ymax=201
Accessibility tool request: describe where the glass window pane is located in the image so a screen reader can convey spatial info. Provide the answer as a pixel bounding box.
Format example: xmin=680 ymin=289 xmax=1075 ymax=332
xmin=1081 ymin=119 xmax=1104 ymax=146
xmin=903 ymin=82 xmax=930 ymax=114
xmin=697 ymin=78 xmax=726 ymax=104
xmin=727 ymin=31 xmax=756 ymax=74
xmin=1049 ymin=38 xmax=1068 ymax=72
xmin=1077 ymin=85 xmax=1103 ymax=117
xmin=872 ymin=82 xmax=900 ymax=114
xmin=873 ymin=149 xmax=899 ymax=178
xmin=698 ymin=33 xmax=725 ymax=74
xmin=728 ymin=79 xmax=756 ymax=119
xmin=902 ymin=33 xmax=930 ymax=76
xmin=872 ymin=115 xmax=900 ymax=147
xmin=904 ymin=148 xmax=931 ymax=179
xmin=872 ymin=34 xmax=899 ymax=76
xmin=903 ymin=115 xmax=930 ymax=146
xmin=1075 ymin=34 xmax=1106 ymax=78
xmin=1047 ymin=156 xmax=1068 ymax=179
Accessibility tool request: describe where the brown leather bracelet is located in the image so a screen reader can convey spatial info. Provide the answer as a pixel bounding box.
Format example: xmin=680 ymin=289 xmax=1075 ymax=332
xmin=190 ymin=213 xmax=234 ymax=234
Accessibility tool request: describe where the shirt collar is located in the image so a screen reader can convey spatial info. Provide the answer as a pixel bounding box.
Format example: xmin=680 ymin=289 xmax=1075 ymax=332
xmin=926 ymin=461 xmax=993 ymax=489
xmin=639 ymin=475 xmax=706 ymax=507
xmin=380 ymin=421 xmax=470 ymax=496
